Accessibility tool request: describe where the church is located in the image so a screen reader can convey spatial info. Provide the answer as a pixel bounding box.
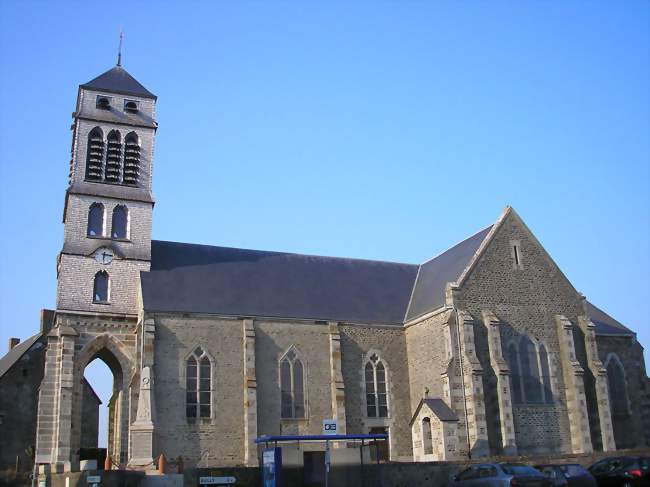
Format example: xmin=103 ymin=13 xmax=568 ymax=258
xmin=1 ymin=59 xmax=649 ymax=475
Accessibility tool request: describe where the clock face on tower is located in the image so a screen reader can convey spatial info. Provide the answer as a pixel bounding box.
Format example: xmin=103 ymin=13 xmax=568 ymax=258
xmin=94 ymin=247 xmax=114 ymax=265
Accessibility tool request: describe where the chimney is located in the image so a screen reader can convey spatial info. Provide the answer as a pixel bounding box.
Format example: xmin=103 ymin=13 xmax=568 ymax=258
xmin=8 ymin=338 xmax=20 ymax=351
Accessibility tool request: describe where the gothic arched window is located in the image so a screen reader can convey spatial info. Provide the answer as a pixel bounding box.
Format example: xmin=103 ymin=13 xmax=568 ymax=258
xmin=186 ymin=347 xmax=212 ymax=418
xmin=104 ymin=130 xmax=122 ymax=183
xmin=365 ymin=353 xmax=388 ymax=418
xmin=519 ymin=336 xmax=542 ymax=403
xmin=111 ymin=205 xmax=128 ymax=239
xmin=606 ymin=354 xmax=629 ymax=416
xmin=422 ymin=417 xmax=433 ymax=455
xmin=93 ymin=271 xmax=109 ymax=303
xmin=508 ymin=343 xmax=523 ymax=404
xmin=123 ymin=132 xmax=140 ymax=186
xmin=87 ymin=203 xmax=105 ymax=237
xmin=509 ymin=337 xmax=552 ymax=404
xmin=280 ymin=347 xmax=305 ymax=419
xmin=85 ymin=127 xmax=104 ymax=181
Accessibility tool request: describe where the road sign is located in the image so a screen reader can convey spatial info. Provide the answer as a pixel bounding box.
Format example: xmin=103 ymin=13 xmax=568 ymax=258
xmin=87 ymin=476 xmax=101 ymax=483
xmin=199 ymin=477 xmax=236 ymax=485
xmin=323 ymin=419 xmax=337 ymax=435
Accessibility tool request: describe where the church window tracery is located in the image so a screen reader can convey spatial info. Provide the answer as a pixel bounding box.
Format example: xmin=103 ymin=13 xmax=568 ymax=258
xmin=87 ymin=203 xmax=105 ymax=237
xmin=365 ymin=353 xmax=388 ymax=418
xmin=605 ymin=353 xmax=629 ymax=416
xmin=508 ymin=336 xmax=553 ymax=404
xmin=279 ymin=347 xmax=305 ymax=419
xmin=93 ymin=271 xmax=109 ymax=303
xmin=123 ymin=132 xmax=140 ymax=186
xmin=186 ymin=347 xmax=212 ymax=419
xmin=111 ymin=205 xmax=129 ymax=240
xmin=85 ymin=127 xmax=105 ymax=181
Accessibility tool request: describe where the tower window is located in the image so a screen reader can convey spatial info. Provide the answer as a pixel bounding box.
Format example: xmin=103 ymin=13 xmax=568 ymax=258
xmin=111 ymin=205 xmax=129 ymax=240
xmin=124 ymin=100 xmax=139 ymax=113
xmin=93 ymin=271 xmax=109 ymax=303
xmin=85 ymin=127 xmax=104 ymax=181
xmin=96 ymin=96 xmax=111 ymax=110
xmin=87 ymin=203 xmax=105 ymax=237
xmin=186 ymin=347 xmax=212 ymax=419
xmin=123 ymin=132 xmax=141 ymax=186
xmin=104 ymin=130 xmax=122 ymax=183
xmin=365 ymin=353 xmax=388 ymax=418
xmin=280 ymin=347 xmax=305 ymax=419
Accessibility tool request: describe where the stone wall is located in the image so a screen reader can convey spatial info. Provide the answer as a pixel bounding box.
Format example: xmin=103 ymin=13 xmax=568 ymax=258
xmin=152 ymin=314 xmax=246 ymax=467
xmin=0 ymin=336 xmax=46 ymax=474
xmin=596 ymin=335 xmax=648 ymax=448
xmin=405 ymin=311 xmax=450 ymax=412
xmin=339 ymin=324 xmax=412 ymax=460
xmin=454 ymin=211 xmax=581 ymax=455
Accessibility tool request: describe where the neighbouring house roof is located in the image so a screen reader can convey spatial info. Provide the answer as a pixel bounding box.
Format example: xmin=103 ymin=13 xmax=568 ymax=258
xmin=404 ymin=226 xmax=493 ymax=322
xmin=140 ymin=217 xmax=633 ymax=336
xmin=409 ymin=398 xmax=459 ymax=426
xmin=585 ymin=301 xmax=634 ymax=336
xmin=0 ymin=333 xmax=42 ymax=379
xmin=80 ymin=65 xmax=156 ymax=99
xmin=141 ymin=241 xmax=419 ymax=326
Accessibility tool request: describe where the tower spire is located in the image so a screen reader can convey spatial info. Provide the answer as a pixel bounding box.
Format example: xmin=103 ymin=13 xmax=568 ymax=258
xmin=117 ymin=30 xmax=123 ymax=67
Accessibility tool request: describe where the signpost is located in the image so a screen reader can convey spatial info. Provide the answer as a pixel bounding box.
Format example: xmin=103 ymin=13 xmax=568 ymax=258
xmin=198 ymin=477 xmax=236 ymax=485
xmin=262 ymin=447 xmax=282 ymax=487
xmin=322 ymin=419 xmax=337 ymax=487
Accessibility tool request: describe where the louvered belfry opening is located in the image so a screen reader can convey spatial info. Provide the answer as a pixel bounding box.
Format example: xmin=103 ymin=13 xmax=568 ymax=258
xmin=123 ymin=132 xmax=140 ymax=186
xmin=85 ymin=127 xmax=105 ymax=181
xmin=105 ymin=130 xmax=122 ymax=183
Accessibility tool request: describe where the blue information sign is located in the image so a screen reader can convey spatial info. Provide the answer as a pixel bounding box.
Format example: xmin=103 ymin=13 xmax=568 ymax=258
xmin=262 ymin=447 xmax=282 ymax=487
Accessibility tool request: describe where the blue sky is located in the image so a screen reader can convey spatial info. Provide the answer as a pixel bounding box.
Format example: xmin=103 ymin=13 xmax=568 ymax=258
xmin=1 ymin=1 xmax=648 ymax=447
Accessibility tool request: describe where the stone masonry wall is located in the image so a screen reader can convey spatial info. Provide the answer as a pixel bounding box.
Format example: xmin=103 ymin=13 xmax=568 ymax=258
xmin=596 ymin=335 xmax=647 ymax=448
xmin=152 ymin=314 xmax=245 ymax=467
xmin=455 ymin=212 xmax=580 ymax=455
xmin=339 ymin=324 xmax=412 ymax=460
xmin=405 ymin=311 xmax=451 ymax=414
xmin=62 ymin=193 xmax=153 ymax=262
xmin=255 ymin=320 xmax=332 ymax=439
xmin=56 ymin=254 xmax=149 ymax=315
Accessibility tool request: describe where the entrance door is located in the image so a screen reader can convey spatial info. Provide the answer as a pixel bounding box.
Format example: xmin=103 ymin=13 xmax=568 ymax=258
xmin=303 ymin=451 xmax=326 ymax=487
xmin=369 ymin=427 xmax=389 ymax=462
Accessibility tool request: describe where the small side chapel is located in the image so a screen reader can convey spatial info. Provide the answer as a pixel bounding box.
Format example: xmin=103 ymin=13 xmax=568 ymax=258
xmin=20 ymin=59 xmax=649 ymax=473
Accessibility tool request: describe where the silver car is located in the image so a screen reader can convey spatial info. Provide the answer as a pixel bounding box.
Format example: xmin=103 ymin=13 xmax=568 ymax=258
xmin=451 ymin=463 xmax=552 ymax=487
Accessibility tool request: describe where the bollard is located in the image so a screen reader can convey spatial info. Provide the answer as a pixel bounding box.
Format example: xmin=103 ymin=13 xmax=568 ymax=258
xmin=158 ymin=453 xmax=166 ymax=474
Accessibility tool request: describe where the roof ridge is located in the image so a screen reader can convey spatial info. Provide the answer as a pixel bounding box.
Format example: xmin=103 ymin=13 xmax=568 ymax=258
xmin=151 ymin=239 xmax=419 ymax=267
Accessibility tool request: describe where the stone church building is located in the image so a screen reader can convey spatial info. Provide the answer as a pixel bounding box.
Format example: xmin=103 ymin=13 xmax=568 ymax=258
xmin=2 ymin=61 xmax=649 ymax=474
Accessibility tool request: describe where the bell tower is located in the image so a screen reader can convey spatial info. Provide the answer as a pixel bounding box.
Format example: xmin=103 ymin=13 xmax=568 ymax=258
xmin=57 ymin=59 xmax=157 ymax=316
xmin=35 ymin=57 xmax=158 ymax=472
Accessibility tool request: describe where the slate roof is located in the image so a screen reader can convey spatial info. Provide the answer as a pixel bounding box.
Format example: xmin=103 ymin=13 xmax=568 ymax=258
xmin=585 ymin=301 xmax=634 ymax=336
xmin=0 ymin=333 xmax=42 ymax=379
xmin=141 ymin=227 xmax=632 ymax=336
xmin=409 ymin=398 xmax=459 ymax=425
xmin=142 ymin=241 xmax=419 ymax=325
xmin=405 ymin=226 xmax=493 ymax=322
xmin=81 ymin=65 xmax=156 ymax=99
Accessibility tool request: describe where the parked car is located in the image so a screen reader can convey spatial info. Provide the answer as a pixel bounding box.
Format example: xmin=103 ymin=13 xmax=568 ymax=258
xmin=534 ymin=464 xmax=597 ymax=487
xmin=588 ymin=456 xmax=650 ymax=487
xmin=451 ymin=463 xmax=552 ymax=486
